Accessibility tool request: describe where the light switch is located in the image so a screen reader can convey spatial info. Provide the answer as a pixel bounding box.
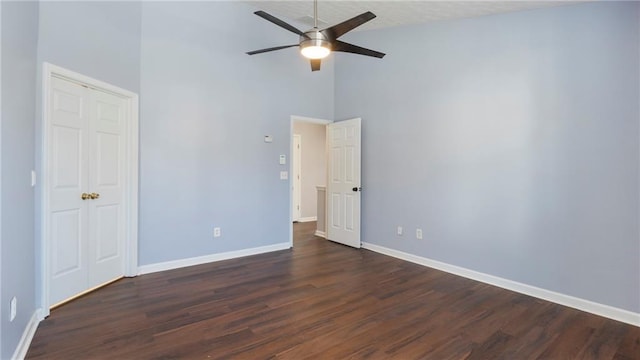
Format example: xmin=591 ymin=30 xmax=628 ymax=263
xmin=279 ymin=155 xmax=286 ymax=165
xmin=280 ymin=171 xmax=288 ymax=180
xmin=31 ymin=170 xmax=36 ymax=187
xmin=264 ymin=135 xmax=273 ymax=143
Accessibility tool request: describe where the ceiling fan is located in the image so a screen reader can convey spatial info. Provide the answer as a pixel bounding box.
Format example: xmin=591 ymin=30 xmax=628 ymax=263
xmin=246 ymin=0 xmax=386 ymax=71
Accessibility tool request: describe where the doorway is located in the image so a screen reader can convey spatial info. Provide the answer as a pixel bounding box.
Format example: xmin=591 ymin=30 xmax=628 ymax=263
xmin=40 ymin=63 xmax=139 ymax=317
xmin=289 ymin=116 xmax=332 ymax=247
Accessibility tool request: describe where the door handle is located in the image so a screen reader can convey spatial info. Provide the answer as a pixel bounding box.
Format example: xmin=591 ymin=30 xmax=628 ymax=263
xmin=352 ymin=187 xmax=362 ymax=192
xmin=90 ymin=193 xmax=100 ymax=200
xmin=81 ymin=193 xmax=90 ymax=200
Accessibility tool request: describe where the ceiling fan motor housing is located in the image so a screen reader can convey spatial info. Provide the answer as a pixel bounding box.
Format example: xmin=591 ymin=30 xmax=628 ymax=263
xmin=300 ymin=30 xmax=332 ymax=52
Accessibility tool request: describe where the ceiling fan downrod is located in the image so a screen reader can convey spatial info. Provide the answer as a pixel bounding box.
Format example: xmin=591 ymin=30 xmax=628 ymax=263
xmin=314 ymin=0 xmax=318 ymax=28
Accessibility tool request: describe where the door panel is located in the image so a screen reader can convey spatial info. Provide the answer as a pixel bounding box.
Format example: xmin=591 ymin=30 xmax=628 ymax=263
xmin=345 ymin=194 xmax=355 ymax=231
xmin=326 ymin=118 xmax=361 ymax=248
xmin=52 ymin=127 xmax=82 ymax=188
xmin=345 ymin=146 xmax=355 ymax=182
xmin=95 ymin=204 xmax=120 ymax=262
xmin=50 ymin=209 xmax=87 ymax=304
xmin=331 ymin=193 xmax=341 ymax=227
xmin=331 ymin=147 xmax=341 ymax=182
xmin=51 ymin=209 xmax=82 ymax=276
xmin=96 ymin=133 xmax=120 ymax=186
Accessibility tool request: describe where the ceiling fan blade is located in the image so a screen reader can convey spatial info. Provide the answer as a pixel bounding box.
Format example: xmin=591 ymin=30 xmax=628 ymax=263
xmin=246 ymin=44 xmax=299 ymax=55
xmin=332 ymin=40 xmax=385 ymax=58
xmin=310 ymin=59 xmax=321 ymax=71
xmin=322 ymin=11 xmax=376 ymax=40
xmin=254 ymin=11 xmax=307 ymax=37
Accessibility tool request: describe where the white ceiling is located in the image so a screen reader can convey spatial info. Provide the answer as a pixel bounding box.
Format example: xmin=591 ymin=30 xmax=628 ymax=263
xmin=243 ymin=1 xmax=583 ymax=31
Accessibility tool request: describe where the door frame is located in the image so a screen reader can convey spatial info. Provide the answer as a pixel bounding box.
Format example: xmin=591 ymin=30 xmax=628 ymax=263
xmin=292 ymin=134 xmax=302 ymax=222
xmin=289 ymin=115 xmax=332 ymax=248
xmin=39 ymin=63 xmax=139 ymax=318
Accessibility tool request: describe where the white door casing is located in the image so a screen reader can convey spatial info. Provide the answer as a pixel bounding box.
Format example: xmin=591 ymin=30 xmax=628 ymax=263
xmin=42 ymin=63 xmax=138 ymax=317
xmin=292 ymin=134 xmax=302 ymax=221
xmin=326 ymin=118 xmax=361 ymax=248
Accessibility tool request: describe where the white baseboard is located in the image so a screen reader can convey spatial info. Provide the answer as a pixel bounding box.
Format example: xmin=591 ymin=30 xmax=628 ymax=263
xmin=11 ymin=310 xmax=40 ymax=360
xmin=138 ymin=242 xmax=290 ymax=275
xmin=296 ymin=216 xmax=317 ymax=223
xmin=314 ymin=230 xmax=326 ymax=238
xmin=362 ymin=242 xmax=640 ymax=327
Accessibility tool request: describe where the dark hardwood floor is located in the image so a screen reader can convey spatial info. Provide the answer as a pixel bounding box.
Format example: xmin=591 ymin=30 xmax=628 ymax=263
xmin=28 ymin=221 xmax=639 ymax=359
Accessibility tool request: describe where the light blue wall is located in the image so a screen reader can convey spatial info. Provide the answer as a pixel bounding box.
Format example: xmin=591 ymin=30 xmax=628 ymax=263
xmin=37 ymin=1 xmax=142 ymax=92
xmin=139 ymin=2 xmax=334 ymax=265
xmin=1 ymin=1 xmax=39 ymax=358
xmin=335 ymin=1 xmax=640 ymax=313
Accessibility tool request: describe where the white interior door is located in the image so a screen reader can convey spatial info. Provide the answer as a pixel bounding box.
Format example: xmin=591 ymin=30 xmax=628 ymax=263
xmin=49 ymin=77 xmax=91 ymax=305
xmin=326 ymin=118 xmax=361 ymax=248
xmin=292 ymin=134 xmax=302 ymax=221
xmin=87 ymin=89 xmax=126 ymax=288
xmin=48 ymin=76 xmax=126 ymax=306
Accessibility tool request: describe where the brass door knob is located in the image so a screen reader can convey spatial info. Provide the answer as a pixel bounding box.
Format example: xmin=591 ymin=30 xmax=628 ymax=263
xmin=90 ymin=193 xmax=100 ymax=200
xmin=81 ymin=193 xmax=90 ymax=200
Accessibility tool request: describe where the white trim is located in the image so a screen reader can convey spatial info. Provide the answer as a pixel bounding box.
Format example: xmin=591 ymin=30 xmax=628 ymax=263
xmin=11 ymin=311 xmax=40 ymax=360
xmin=0 ymin=3 xmax=3 ymax=357
xmin=124 ymin=90 xmax=140 ymax=277
xmin=314 ymin=230 xmax=326 ymax=238
xmin=362 ymin=242 xmax=640 ymax=327
xmin=138 ymin=243 xmax=291 ymax=275
xmin=289 ymin=115 xmax=333 ymax=248
xmin=291 ymin=115 xmax=333 ymax=125
xmin=296 ymin=216 xmax=317 ymax=223
xmin=40 ymin=63 xmax=139 ymax=317
xmin=36 ymin=308 xmax=47 ymax=322
xmin=292 ymin=134 xmax=302 ymax=222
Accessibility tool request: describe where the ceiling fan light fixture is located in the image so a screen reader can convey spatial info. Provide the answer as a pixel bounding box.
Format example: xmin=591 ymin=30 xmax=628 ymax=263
xmin=300 ymin=43 xmax=331 ymax=59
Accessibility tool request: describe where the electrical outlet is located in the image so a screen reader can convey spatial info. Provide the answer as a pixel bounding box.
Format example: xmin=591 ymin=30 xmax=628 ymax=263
xmin=416 ymin=228 xmax=423 ymax=240
xmin=397 ymin=226 xmax=403 ymax=236
xmin=10 ymin=297 xmax=17 ymax=322
xmin=213 ymin=227 xmax=221 ymax=238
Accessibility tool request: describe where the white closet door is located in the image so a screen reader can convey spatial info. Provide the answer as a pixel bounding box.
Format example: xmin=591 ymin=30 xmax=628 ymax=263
xmin=49 ymin=77 xmax=90 ymax=306
xmin=87 ymin=89 xmax=126 ymax=288
xmin=48 ymin=76 xmax=126 ymax=307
